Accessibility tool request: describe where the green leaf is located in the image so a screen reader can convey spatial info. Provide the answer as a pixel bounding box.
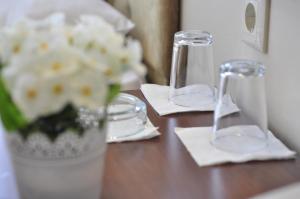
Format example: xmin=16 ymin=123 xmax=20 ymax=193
xmin=106 ymin=84 xmax=121 ymax=104
xmin=0 ymin=65 xmax=28 ymax=131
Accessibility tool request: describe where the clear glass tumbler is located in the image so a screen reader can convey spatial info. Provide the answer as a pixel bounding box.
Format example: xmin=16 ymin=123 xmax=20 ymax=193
xmin=107 ymin=93 xmax=147 ymax=141
xmin=169 ymin=30 xmax=215 ymax=107
xmin=212 ymin=59 xmax=268 ymax=154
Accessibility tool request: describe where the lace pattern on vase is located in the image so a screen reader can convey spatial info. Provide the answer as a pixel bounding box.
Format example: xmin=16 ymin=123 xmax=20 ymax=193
xmin=8 ymin=128 xmax=106 ymax=160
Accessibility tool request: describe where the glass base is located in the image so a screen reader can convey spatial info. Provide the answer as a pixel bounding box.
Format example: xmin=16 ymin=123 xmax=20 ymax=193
xmin=212 ymin=125 xmax=268 ymax=154
xmin=212 ymin=135 xmax=267 ymax=154
xmin=170 ymin=84 xmax=215 ymax=107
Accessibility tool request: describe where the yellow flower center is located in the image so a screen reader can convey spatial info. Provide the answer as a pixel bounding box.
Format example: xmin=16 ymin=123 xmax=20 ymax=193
xmin=68 ymin=37 xmax=74 ymax=45
xmin=40 ymin=42 xmax=49 ymax=51
xmin=52 ymin=84 xmax=64 ymax=95
xmin=104 ymin=68 xmax=113 ymax=76
xmin=26 ymin=88 xmax=37 ymax=100
xmin=81 ymin=86 xmax=92 ymax=97
xmin=100 ymin=47 xmax=107 ymax=54
xmin=13 ymin=45 xmax=21 ymax=54
xmin=120 ymin=56 xmax=128 ymax=65
xmin=52 ymin=62 xmax=63 ymax=72
xmin=86 ymin=42 xmax=94 ymax=50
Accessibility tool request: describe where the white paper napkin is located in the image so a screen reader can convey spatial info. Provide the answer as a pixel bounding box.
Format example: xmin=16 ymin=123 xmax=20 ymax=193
xmin=107 ymin=119 xmax=160 ymax=143
xmin=175 ymin=126 xmax=296 ymax=167
xmin=141 ymin=84 xmax=239 ymax=116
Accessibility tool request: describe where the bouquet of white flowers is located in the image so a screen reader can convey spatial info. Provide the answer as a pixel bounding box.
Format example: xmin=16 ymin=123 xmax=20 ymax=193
xmin=0 ymin=13 xmax=145 ymax=140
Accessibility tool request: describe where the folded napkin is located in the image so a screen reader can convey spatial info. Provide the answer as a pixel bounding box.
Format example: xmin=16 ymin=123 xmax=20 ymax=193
xmin=141 ymin=84 xmax=239 ymax=116
xmin=175 ymin=127 xmax=296 ymax=167
xmin=107 ymin=118 xmax=159 ymax=143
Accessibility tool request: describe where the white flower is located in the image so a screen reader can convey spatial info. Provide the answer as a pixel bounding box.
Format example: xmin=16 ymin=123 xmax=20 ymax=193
xmin=43 ymin=76 xmax=71 ymax=115
xmin=9 ymin=73 xmax=71 ymax=121
xmin=2 ymin=45 xmax=80 ymax=91
xmin=72 ymin=19 xmax=124 ymax=52
xmin=11 ymin=74 xmax=46 ymax=120
xmin=0 ymin=13 xmax=146 ymax=122
xmin=0 ymin=23 xmax=31 ymax=64
xmin=2 ymin=53 xmax=40 ymax=92
xmin=36 ymin=48 xmax=81 ymax=78
xmin=21 ymin=30 xmax=69 ymax=55
xmin=126 ymin=39 xmax=147 ymax=76
xmin=70 ymin=69 xmax=108 ymax=109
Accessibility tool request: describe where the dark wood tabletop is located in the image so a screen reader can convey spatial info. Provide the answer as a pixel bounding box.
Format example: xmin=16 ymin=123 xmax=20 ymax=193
xmin=101 ymin=90 xmax=300 ymax=199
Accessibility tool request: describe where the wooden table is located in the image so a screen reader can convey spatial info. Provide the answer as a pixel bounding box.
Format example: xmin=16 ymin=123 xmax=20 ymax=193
xmin=101 ymin=90 xmax=300 ymax=199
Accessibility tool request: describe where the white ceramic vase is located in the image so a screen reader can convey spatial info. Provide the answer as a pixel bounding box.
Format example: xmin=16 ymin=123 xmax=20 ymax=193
xmin=7 ymin=126 xmax=107 ymax=199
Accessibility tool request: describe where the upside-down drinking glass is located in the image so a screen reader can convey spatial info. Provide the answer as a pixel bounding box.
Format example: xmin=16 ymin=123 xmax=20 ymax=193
xmin=212 ymin=59 xmax=268 ymax=154
xmin=169 ymin=30 xmax=215 ymax=107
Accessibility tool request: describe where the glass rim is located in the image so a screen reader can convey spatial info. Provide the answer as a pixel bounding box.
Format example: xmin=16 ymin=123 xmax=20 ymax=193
xmin=220 ymin=59 xmax=265 ymax=77
xmin=107 ymin=93 xmax=146 ymax=121
xmin=174 ymin=30 xmax=213 ymax=46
